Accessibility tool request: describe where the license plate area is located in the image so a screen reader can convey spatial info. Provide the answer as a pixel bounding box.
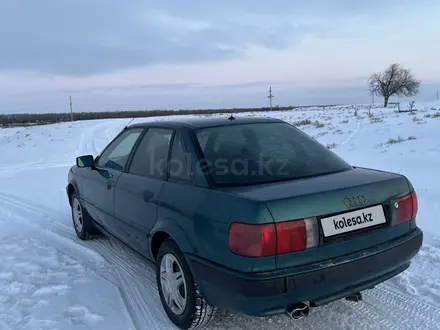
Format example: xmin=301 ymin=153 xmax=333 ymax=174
xmin=320 ymin=205 xmax=387 ymax=238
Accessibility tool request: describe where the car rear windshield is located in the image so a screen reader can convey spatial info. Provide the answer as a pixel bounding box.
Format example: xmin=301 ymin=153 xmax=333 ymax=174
xmin=195 ymin=122 xmax=352 ymax=186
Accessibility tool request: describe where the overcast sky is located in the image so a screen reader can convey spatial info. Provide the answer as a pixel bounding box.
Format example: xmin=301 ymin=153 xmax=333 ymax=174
xmin=1 ymin=0 xmax=439 ymax=113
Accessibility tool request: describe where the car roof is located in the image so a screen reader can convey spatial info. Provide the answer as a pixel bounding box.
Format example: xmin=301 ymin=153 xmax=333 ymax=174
xmin=127 ymin=115 xmax=284 ymax=130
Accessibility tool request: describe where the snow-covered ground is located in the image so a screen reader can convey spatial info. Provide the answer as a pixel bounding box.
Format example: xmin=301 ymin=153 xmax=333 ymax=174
xmin=1 ymin=102 xmax=440 ymax=330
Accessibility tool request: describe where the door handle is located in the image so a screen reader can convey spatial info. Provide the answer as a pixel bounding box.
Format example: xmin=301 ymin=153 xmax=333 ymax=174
xmin=143 ymin=191 xmax=154 ymax=202
xmin=107 ymin=180 xmax=115 ymax=189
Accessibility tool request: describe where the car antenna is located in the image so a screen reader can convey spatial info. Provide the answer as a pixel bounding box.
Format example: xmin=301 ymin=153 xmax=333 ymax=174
xmin=124 ymin=117 xmax=136 ymax=130
xmin=228 ymin=114 xmax=235 ymax=121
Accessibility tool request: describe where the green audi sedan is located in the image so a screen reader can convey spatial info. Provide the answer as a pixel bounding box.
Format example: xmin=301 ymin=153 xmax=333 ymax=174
xmin=67 ymin=116 xmax=423 ymax=329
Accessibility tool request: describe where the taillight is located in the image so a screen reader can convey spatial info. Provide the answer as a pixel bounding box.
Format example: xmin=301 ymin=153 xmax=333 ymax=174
xmin=228 ymin=223 xmax=276 ymax=257
xmin=276 ymin=220 xmax=306 ymax=254
xmin=397 ymin=192 xmax=418 ymax=223
xmin=228 ymin=218 xmax=318 ymax=257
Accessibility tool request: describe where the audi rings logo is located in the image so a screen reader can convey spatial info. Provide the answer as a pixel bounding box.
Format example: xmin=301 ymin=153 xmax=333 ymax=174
xmin=344 ymin=195 xmax=367 ymax=208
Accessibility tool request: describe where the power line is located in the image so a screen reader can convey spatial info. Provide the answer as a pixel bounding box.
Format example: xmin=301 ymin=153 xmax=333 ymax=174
xmin=267 ymin=86 xmax=274 ymax=111
xmin=69 ymin=95 xmax=73 ymax=121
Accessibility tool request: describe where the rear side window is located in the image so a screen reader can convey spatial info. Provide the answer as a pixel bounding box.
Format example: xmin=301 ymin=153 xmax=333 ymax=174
xmin=169 ymin=134 xmax=192 ymax=183
xmin=128 ymin=128 xmax=173 ymax=179
xmin=195 ymin=122 xmax=351 ymax=186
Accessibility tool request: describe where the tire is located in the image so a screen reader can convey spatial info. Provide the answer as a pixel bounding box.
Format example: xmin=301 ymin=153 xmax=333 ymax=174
xmin=156 ymin=239 xmax=217 ymax=329
xmin=70 ymin=191 xmax=100 ymax=240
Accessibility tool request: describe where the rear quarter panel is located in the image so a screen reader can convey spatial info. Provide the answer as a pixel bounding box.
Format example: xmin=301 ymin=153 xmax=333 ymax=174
xmin=156 ymin=181 xmax=277 ymax=272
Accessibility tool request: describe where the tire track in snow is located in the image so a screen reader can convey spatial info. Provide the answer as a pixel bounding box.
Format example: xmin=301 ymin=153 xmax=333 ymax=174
xmin=0 ymin=190 xmax=168 ymax=330
xmin=0 ymin=159 xmax=44 ymax=172
xmin=76 ymin=120 xmax=123 ymax=157
xmin=0 ymin=191 xmax=105 ymax=264
xmin=368 ymin=283 xmax=440 ymax=327
xmin=338 ymin=118 xmax=363 ymax=148
xmin=0 ymin=162 xmax=73 ymax=177
xmin=0 ymin=227 xmax=132 ymax=330
xmin=347 ymin=294 xmax=403 ymax=330
xmin=77 ymin=122 xmax=107 ymax=156
xmin=92 ymin=236 xmax=342 ymax=330
xmin=0 ymin=120 xmax=122 ymax=178
xmin=89 ymin=238 xmax=169 ymax=330
xmin=0 ymin=190 xmax=70 ymax=229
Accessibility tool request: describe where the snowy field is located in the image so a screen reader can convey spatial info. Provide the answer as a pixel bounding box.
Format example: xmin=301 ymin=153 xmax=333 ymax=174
xmin=1 ymin=102 xmax=440 ymax=330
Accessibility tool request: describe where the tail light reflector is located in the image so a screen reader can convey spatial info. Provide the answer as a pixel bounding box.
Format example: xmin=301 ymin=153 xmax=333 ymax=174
xmin=397 ymin=192 xmax=418 ymax=223
xmin=228 ymin=218 xmax=319 ymax=257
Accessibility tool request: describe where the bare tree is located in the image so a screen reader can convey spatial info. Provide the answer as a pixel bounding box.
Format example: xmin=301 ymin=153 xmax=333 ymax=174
xmin=408 ymin=101 xmax=416 ymax=114
xmin=368 ymin=63 xmax=420 ymax=107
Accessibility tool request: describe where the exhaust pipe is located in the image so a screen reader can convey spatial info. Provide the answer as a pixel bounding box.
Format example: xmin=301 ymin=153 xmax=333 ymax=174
xmin=345 ymin=292 xmax=363 ymax=302
xmin=286 ymin=301 xmax=310 ymax=320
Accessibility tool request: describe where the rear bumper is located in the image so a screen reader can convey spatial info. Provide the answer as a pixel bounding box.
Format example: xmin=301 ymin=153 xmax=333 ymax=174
xmin=186 ymin=227 xmax=423 ymax=317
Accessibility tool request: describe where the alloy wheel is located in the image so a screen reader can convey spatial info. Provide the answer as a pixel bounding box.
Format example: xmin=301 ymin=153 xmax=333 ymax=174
xmin=160 ymin=253 xmax=187 ymax=315
xmin=72 ymin=198 xmax=84 ymax=232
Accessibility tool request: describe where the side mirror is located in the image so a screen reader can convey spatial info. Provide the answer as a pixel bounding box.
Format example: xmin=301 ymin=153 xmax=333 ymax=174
xmin=76 ymin=155 xmax=94 ymax=168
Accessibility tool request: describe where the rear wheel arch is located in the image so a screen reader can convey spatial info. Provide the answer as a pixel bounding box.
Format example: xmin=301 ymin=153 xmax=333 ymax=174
xmin=151 ymin=231 xmax=171 ymax=261
xmin=150 ymin=223 xmax=195 ymax=262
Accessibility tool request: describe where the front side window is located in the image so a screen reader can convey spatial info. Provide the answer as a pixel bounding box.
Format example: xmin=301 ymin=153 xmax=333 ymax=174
xmin=195 ymin=122 xmax=352 ymax=186
xmin=96 ymin=128 xmax=143 ymax=171
xmin=128 ymin=128 xmax=173 ymax=179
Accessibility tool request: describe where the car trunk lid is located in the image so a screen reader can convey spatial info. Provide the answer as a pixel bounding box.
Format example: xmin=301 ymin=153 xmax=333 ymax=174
xmin=219 ymin=167 xmax=413 ymax=270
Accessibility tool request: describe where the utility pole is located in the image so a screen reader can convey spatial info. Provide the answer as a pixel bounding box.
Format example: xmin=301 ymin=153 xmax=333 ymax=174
xmin=372 ymin=93 xmax=375 ymax=104
xmin=437 ymin=89 xmax=439 ymax=101
xmin=69 ymin=95 xmax=73 ymax=121
xmin=267 ymin=86 xmax=274 ymax=111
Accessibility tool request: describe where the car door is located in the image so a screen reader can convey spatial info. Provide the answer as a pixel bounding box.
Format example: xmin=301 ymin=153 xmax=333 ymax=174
xmin=80 ymin=128 xmax=143 ymax=234
xmin=113 ymin=127 xmax=173 ymax=256
xmin=157 ymin=132 xmax=199 ymax=247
